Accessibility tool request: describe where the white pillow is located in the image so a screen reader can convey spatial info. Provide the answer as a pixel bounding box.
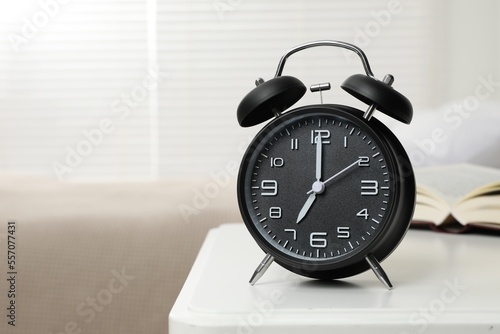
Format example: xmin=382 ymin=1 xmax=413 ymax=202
xmin=385 ymin=101 xmax=500 ymax=169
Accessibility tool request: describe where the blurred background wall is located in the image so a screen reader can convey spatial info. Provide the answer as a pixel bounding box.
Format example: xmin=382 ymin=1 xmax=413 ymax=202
xmin=0 ymin=0 xmax=499 ymax=181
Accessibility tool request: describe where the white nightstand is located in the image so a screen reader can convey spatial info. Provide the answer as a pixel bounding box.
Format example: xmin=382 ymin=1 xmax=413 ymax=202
xmin=169 ymin=224 xmax=500 ymax=334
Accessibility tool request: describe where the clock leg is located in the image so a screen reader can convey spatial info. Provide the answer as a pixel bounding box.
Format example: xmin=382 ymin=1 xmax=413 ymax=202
xmin=365 ymin=254 xmax=393 ymax=290
xmin=249 ymin=253 xmax=274 ymax=285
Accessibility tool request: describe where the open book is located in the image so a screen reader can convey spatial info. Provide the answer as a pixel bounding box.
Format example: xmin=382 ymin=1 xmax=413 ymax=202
xmin=412 ymin=163 xmax=500 ymax=233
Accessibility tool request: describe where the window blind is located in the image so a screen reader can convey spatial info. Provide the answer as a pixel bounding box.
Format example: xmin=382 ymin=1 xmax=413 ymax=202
xmin=157 ymin=0 xmax=437 ymax=177
xmin=0 ymin=0 xmax=438 ymax=180
xmin=0 ymin=0 xmax=152 ymax=181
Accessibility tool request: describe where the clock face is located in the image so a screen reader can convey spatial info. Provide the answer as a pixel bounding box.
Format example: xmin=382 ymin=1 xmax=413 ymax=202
xmin=238 ymin=105 xmax=409 ymax=276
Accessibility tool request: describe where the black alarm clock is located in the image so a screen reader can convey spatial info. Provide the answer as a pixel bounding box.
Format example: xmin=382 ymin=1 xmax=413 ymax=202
xmin=236 ymin=40 xmax=415 ymax=289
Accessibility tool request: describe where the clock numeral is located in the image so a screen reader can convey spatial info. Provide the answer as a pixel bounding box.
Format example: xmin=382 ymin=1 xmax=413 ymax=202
xmin=261 ymin=180 xmax=278 ymax=196
xmin=270 ymin=157 xmax=284 ymax=168
xmin=310 ymin=232 xmax=328 ymax=248
xmin=361 ymin=180 xmax=379 ymax=196
xmin=269 ymin=207 xmax=282 ymax=219
xmin=337 ymin=227 xmax=350 ymax=239
xmin=291 ymin=138 xmax=299 ymax=150
xmin=284 ymin=228 xmax=296 ymax=240
xmin=356 ymin=208 xmax=369 ymax=220
xmin=344 ymin=136 xmax=348 ymax=148
xmin=358 ymin=156 xmax=370 ymax=167
xmin=311 ymin=130 xmax=331 ymax=144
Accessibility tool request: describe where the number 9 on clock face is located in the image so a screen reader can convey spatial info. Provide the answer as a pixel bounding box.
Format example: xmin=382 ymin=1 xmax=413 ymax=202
xmin=237 ymin=105 xmax=414 ymax=280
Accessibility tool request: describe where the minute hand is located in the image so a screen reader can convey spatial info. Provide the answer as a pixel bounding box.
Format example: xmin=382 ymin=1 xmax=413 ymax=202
xmin=315 ymin=134 xmax=322 ymax=181
xmin=307 ymin=158 xmax=361 ymax=195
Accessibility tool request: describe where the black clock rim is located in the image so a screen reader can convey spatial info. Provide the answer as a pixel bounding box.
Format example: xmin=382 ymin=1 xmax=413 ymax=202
xmin=237 ymin=104 xmax=416 ymax=280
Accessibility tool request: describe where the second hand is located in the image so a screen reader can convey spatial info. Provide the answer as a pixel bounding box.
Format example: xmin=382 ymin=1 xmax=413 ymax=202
xmin=307 ymin=158 xmax=361 ymax=195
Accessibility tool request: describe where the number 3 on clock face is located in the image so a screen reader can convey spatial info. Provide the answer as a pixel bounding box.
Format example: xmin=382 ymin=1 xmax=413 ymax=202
xmin=237 ymin=105 xmax=415 ymax=281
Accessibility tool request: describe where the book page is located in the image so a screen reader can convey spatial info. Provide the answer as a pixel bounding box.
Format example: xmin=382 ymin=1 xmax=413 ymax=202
xmin=413 ymin=186 xmax=451 ymax=224
xmin=453 ymin=195 xmax=500 ymax=225
xmin=415 ymin=163 xmax=500 ymax=205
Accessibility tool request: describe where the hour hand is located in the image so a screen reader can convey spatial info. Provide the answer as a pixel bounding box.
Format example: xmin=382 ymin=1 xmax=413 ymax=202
xmin=296 ymin=193 xmax=316 ymax=224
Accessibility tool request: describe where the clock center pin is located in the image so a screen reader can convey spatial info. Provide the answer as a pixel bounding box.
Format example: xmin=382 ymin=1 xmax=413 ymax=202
xmin=312 ymin=180 xmax=325 ymax=194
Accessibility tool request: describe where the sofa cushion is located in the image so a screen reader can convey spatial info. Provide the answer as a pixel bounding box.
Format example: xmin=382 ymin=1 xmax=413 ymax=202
xmin=0 ymin=174 xmax=240 ymax=333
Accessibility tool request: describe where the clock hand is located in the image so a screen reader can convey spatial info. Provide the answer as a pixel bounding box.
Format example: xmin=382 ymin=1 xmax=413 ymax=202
xmin=307 ymin=158 xmax=362 ymax=195
xmin=323 ymin=158 xmax=361 ymax=186
xmin=296 ymin=134 xmax=324 ymax=224
xmin=296 ymin=193 xmax=316 ymax=224
xmin=315 ymin=134 xmax=322 ymax=181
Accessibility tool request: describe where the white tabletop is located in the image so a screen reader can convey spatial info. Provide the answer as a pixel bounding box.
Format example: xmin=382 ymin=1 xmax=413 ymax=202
xmin=169 ymin=223 xmax=500 ymax=334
